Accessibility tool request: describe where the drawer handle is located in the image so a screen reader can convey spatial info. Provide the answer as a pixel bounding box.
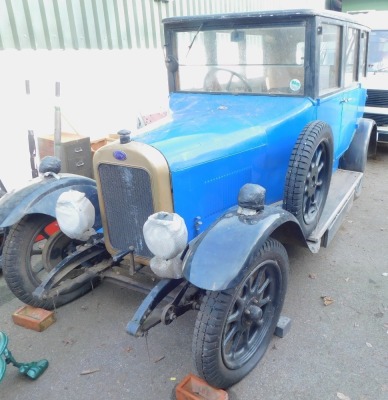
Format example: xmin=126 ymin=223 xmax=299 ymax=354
xmin=76 ymin=161 xmax=85 ymax=167
xmin=74 ymin=147 xmax=83 ymax=153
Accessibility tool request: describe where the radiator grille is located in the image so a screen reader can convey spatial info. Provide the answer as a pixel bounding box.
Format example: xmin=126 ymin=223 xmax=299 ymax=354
xmin=364 ymin=112 xmax=388 ymax=126
xmin=365 ymin=89 xmax=388 ymax=126
xmin=98 ymin=164 xmax=154 ymax=258
xmin=366 ymin=89 xmax=388 ymax=108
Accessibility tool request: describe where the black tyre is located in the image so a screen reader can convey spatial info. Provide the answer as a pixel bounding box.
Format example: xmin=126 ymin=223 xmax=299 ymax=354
xmin=192 ymin=238 xmax=289 ymax=389
xmin=283 ymin=121 xmax=333 ymax=237
xmin=2 ymin=214 xmax=97 ymax=309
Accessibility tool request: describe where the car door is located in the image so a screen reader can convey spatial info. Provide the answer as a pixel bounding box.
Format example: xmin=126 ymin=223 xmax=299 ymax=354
xmin=315 ymin=22 xmax=344 ymax=165
xmin=339 ymin=27 xmax=365 ymax=156
xmin=316 ymin=23 xmax=366 ymax=167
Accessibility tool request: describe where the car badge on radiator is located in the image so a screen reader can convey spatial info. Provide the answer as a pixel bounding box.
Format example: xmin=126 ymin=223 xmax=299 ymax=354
xmin=113 ymin=150 xmax=127 ymax=161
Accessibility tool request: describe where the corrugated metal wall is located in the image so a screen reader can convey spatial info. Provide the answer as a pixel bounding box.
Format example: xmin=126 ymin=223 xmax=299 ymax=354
xmin=0 ymin=0 xmax=272 ymax=50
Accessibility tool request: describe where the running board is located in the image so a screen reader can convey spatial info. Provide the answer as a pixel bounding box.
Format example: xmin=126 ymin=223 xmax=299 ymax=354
xmin=306 ymin=169 xmax=363 ymax=253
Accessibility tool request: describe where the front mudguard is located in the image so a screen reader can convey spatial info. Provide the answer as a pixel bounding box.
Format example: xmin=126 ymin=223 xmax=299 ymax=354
xmin=0 ymin=174 xmax=101 ymax=229
xmin=182 ymin=205 xmax=306 ymax=291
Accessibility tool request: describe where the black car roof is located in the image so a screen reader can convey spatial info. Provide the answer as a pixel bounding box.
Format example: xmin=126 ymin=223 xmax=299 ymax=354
xmin=163 ymin=8 xmax=369 ymax=29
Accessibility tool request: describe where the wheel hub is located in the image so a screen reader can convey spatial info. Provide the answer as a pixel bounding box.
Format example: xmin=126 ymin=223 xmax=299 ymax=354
xmin=244 ymin=303 xmax=263 ymax=323
xmin=41 ymin=231 xmax=73 ymax=272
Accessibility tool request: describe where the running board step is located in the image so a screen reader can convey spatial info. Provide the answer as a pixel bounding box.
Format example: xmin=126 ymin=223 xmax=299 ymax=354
xmin=307 ymin=169 xmax=362 ymax=253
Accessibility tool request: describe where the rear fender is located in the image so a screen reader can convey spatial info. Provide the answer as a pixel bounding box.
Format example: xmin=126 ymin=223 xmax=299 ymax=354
xmin=340 ymin=118 xmax=377 ymax=172
xmin=182 ymin=205 xmax=306 ymax=291
xmin=0 ymin=174 xmax=101 ymax=229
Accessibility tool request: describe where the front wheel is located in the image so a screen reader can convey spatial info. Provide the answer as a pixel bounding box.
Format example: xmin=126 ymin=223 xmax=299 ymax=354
xmin=2 ymin=214 xmax=98 ymax=309
xmin=192 ymin=238 xmax=289 ymax=389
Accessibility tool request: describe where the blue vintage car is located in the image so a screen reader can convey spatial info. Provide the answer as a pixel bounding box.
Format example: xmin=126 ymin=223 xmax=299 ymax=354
xmin=0 ymin=9 xmax=377 ymax=388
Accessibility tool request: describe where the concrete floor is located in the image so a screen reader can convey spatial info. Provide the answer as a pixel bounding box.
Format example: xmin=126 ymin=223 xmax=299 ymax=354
xmin=0 ymin=145 xmax=387 ymax=400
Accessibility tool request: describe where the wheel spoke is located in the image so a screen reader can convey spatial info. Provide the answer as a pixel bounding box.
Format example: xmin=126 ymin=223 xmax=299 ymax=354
xmin=303 ymin=196 xmax=310 ymax=215
xmin=30 ymin=260 xmax=45 ymax=276
xmin=236 ymin=328 xmax=250 ymax=355
xmin=229 ymin=331 xmax=242 ymax=357
xmin=307 ymin=203 xmax=317 ymax=218
xmin=306 ymin=170 xmax=312 ymax=182
xmin=259 ymin=295 xmax=271 ymax=307
xmin=227 ymin=299 xmax=243 ymax=324
xmin=318 ymin=160 xmax=325 ymax=174
xmin=230 ymin=328 xmax=245 ymax=356
xmin=256 ymin=276 xmax=270 ymax=298
xmin=252 ymin=269 xmax=264 ymax=294
xmin=314 ymin=147 xmax=323 ymax=166
xmin=31 ymin=249 xmax=43 ymax=256
xmin=223 ymin=323 xmax=239 ymax=348
xmin=304 ymin=145 xmax=326 ymax=221
xmin=227 ymin=311 xmax=240 ymax=324
xmin=245 ymin=275 xmax=257 ymax=298
xmin=236 ymin=295 xmax=245 ymax=307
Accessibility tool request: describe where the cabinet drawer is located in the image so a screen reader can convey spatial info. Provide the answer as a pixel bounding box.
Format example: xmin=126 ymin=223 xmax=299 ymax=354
xmin=64 ymin=156 xmax=92 ymax=177
xmin=38 ymin=134 xmax=93 ymax=178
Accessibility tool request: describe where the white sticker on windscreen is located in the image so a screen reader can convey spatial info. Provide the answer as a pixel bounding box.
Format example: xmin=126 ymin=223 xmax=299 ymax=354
xmin=289 ymin=79 xmax=301 ymax=92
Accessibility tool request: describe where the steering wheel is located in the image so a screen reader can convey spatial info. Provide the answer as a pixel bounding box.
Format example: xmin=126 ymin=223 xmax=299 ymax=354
xmin=204 ymin=68 xmax=252 ymax=92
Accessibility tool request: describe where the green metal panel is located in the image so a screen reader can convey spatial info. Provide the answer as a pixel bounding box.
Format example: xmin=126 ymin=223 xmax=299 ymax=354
xmin=4 ymin=1 xmax=373 ymax=51
xmin=343 ymin=0 xmax=388 ymax=12
xmin=0 ymin=0 xmax=296 ymax=50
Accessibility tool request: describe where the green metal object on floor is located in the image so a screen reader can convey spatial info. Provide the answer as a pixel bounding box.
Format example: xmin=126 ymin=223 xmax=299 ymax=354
xmin=0 ymin=331 xmax=48 ymax=383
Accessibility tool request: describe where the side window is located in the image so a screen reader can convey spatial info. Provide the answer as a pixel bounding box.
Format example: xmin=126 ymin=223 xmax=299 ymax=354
xmin=319 ymin=24 xmax=341 ymax=95
xmin=344 ymin=28 xmax=359 ymax=86
xmin=358 ymin=31 xmax=367 ymax=78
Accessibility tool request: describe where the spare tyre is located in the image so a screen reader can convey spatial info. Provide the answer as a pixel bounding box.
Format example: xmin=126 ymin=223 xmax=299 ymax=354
xmin=283 ymin=121 xmax=333 ymax=237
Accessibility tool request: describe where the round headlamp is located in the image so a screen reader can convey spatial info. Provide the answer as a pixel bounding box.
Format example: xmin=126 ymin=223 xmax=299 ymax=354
xmin=56 ymin=190 xmax=95 ymax=241
xmin=143 ymin=212 xmax=188 ymax=260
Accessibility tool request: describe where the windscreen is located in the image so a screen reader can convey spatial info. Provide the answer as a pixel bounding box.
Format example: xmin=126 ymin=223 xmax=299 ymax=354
xmin=174 ymin=24 xmax=306 ymax=95
xmin=368 ymin=30 xmax=388 ymax=73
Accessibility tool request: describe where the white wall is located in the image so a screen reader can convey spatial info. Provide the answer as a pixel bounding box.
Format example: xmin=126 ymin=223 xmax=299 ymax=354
xmin=0 ymin=1 xmax=332 ymax=191
xmin=0 ymin=49 xmax=169 ymax=190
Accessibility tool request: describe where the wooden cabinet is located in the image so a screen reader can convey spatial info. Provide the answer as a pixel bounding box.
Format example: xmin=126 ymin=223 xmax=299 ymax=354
xmin=37 ymin=133 xmax=93 ymax=178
